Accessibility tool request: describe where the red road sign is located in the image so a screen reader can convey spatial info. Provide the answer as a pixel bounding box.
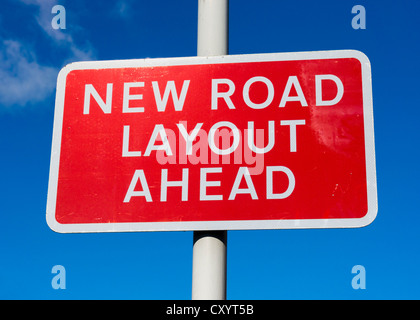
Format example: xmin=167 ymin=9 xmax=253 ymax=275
xmin=46 ymin=50 xmax=377 ymax=232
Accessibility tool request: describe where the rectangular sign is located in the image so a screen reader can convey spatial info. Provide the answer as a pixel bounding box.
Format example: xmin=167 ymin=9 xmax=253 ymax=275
xmin=46 ymin=50 xmax=377 ymax=232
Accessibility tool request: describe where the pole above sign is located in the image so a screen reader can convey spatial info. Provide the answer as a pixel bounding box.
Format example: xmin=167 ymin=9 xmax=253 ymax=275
xmin=46 ymin=50 xmax=377 ymax=233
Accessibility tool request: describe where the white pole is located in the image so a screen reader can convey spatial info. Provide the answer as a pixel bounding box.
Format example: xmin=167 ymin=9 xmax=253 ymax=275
xmin=197 ymin=0 xmax=228 ymax=56
xmin=192 ymin=0 xmax=228 ymax=300
xmin=192 ymin=231 xmax=227 ymax=299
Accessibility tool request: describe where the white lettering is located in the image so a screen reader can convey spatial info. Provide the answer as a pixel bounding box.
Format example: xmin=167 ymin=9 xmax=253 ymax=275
xmin=123 ymin=82 xmax=144 ymax=113
xmin=229 ymin=167 xmax=258 ymax=200
xmin=152 ymin=80 xmax=190 ymax=112
xmin=280 ymin=119 xmax=306 ymax=152
xmin=211 ymin=78 xmax=236 ymax=110
xmin=177 ymin=122 xmax=203 ymax=155
xmin=266 ymin=166 xmax=295 ymax=199
xmin=160 ymin=168 xmax=189 ymax=202
xmin=279 ymin=76 xmax=308 ymax=107
xmin=247 ymin=121 xmax=275 ymax=154
xmin=200 ymin=167 xmax=223 ymax=201
xmin=83 ymin=83 xmax=113 ymax=114
xmin=315 ymin=74 xmax=344 ymax=106
xmin=122 ymin=125 xmax=142 ymax=157
xmin=242 ymin=76 xmax=274 ymax=109
xmin=144 ymin=124 xmax=173 ymax=156
xmin=208 ymin=121 xmax=240 ymax=155
xmin=124 ymin=170 xmax=152 ymax=202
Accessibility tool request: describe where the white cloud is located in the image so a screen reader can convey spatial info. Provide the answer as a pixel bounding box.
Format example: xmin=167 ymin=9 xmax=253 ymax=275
xmin=0 ymin=39 xmax=57 ymax=108
xmin=20 ymin=0 xmax=96 ymax=61
xmin=0 ymin=0 xmax=96 ymax=108
xmin=20 ymin=0 xmax=65 ymax=41
xmin=114 ymin=0 xmax=133 ymax=19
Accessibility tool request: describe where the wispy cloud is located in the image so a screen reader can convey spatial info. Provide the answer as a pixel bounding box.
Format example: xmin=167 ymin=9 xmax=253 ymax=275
xmin=0 ymin=39 xmax=57 ymax=107
xmin=0 ymin=0 xmax=95 ymax=109
xmin=114 ymin=0 xmax=134 ymax=20
xmin=20 ymin=0 xmax=66 ymax=41
xmin=19 ymin=0 xmax=95 ymax=61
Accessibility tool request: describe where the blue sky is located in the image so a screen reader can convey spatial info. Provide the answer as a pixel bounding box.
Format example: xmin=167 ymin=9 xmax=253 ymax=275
xmin=0 ymin=0 xmax=419 ymax=299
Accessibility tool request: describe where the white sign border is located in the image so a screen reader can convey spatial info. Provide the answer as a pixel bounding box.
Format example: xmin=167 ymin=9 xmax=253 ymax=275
xmin=46 ymin=49 xmax=377 ymax=233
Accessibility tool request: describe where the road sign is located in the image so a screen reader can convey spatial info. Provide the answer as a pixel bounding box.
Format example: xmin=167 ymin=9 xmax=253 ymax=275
xmin=46 ymin=50 xmax=377 ymax=233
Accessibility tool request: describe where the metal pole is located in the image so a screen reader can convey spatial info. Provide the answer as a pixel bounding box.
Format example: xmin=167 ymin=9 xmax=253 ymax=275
xmin=197 ymin=0 xmax=228 ymax=56
xmin=192 ymin=0 xmax=228 ymax=300
xmin=192 ymin=231 xmax=227 ymax=299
